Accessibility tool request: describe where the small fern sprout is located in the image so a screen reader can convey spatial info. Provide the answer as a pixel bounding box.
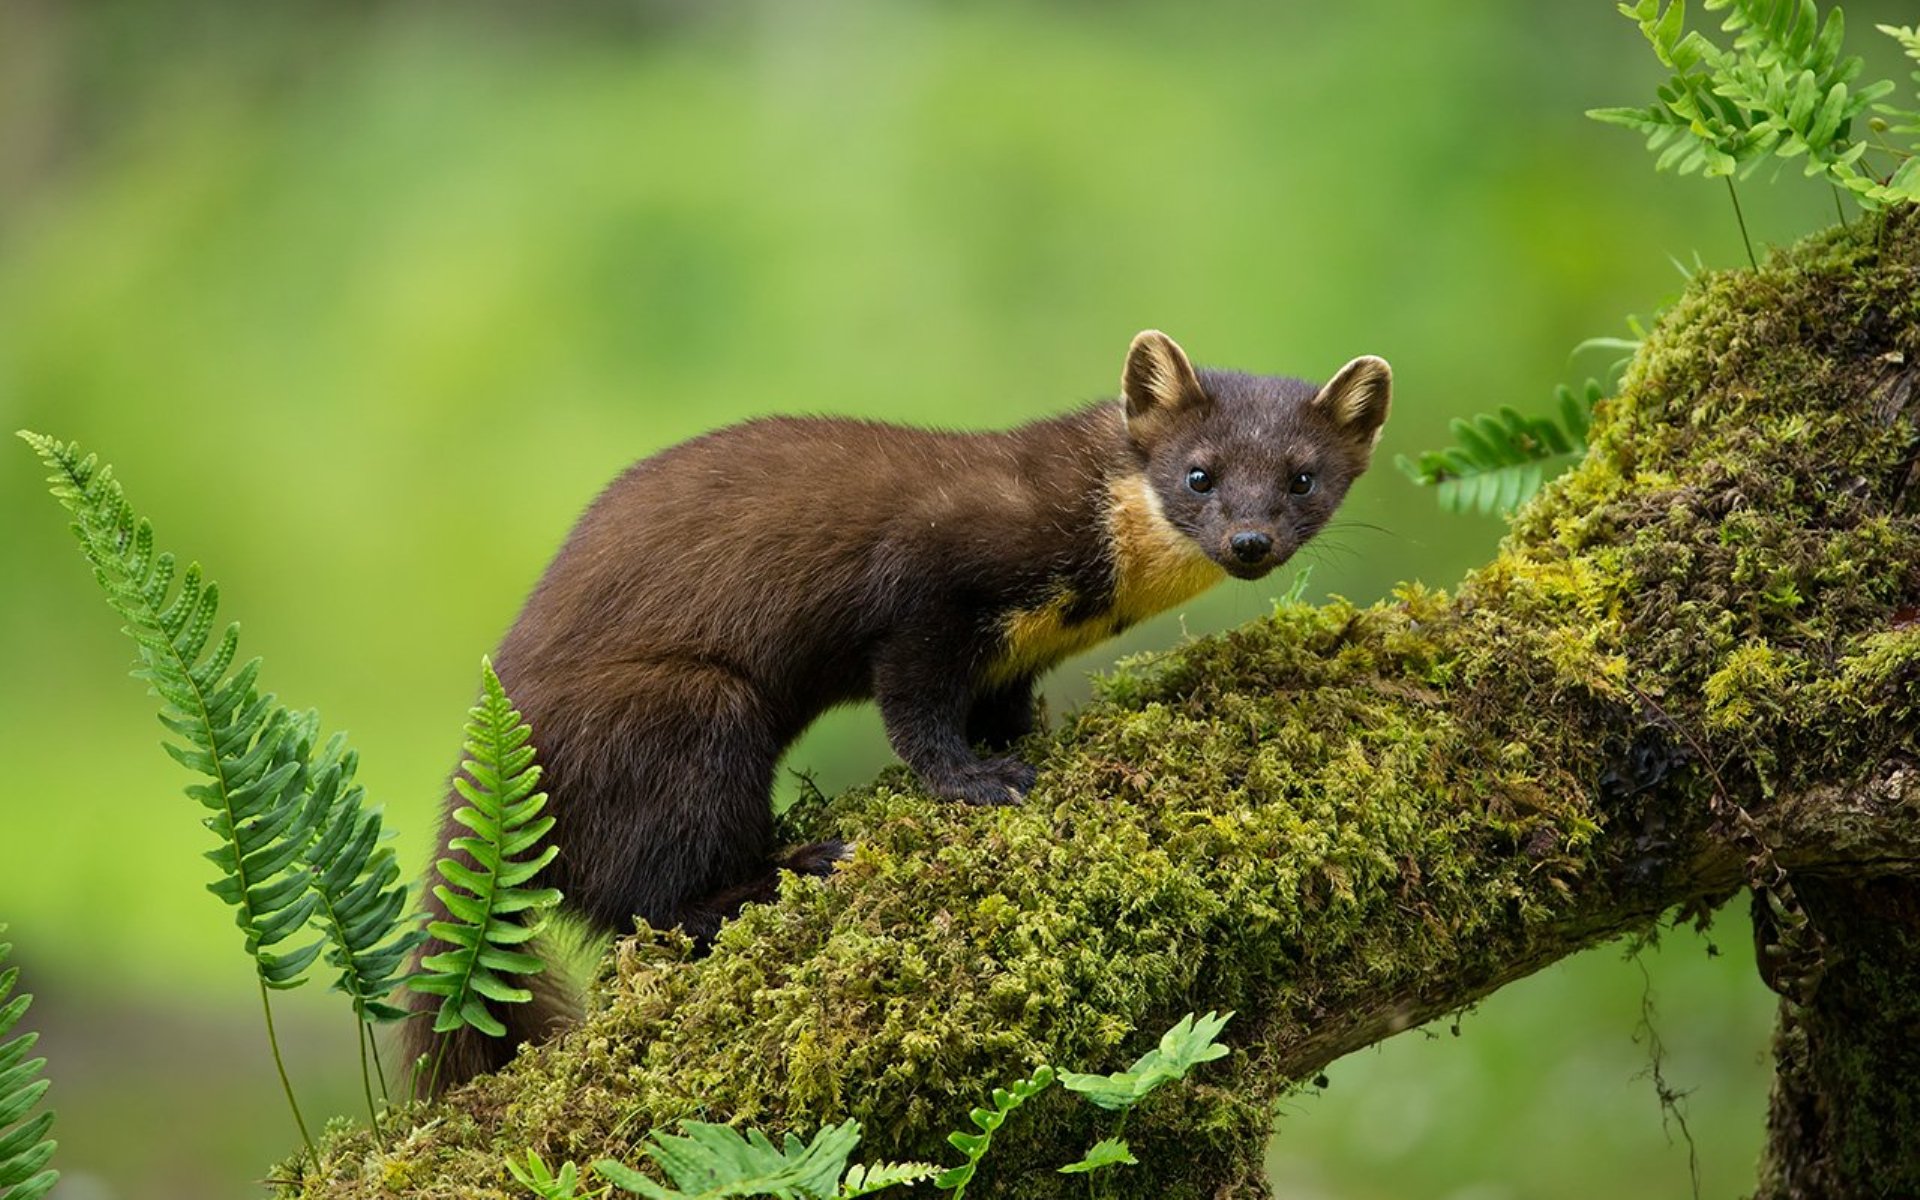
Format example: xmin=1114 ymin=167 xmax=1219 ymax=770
xmin=1055 ymin=1012 xmax=1233 ymax=1183
xmin=586 ymin=1117 xmax=935 ymax=1199
xmin=1055 ymin=1137 xmax=1138 ymax=1177
xmin=0 ymin=928 xmax=58 ymax=1200
xmin=934 ymin=1065 xmax=1055 ymax=1200
xmin=1056 ymin=1011 xmax=1233 ymax=1113
xmin=506 ymin=1150 xmax=605 ymax=1199
xmin=409 ymin=658 xmax=562 ymax=1096
xmin=837 ymin=1161 xmax=941 ymax=1198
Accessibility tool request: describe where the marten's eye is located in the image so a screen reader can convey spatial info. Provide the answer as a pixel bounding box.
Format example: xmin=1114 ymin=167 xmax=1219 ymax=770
xmin=1288 ymin=471 xmax=1316 ymax=496
xmin=1186 ymin=467 xmax=1214 ymax=494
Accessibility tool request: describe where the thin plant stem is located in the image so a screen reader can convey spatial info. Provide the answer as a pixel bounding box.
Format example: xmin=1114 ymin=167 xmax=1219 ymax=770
xmin=370 ymin=1026 xmax=392 ymax=1104
xmin=259 ymin=979 xmax=320 ymax=1171
xmin=1831 ymin=182 xmax=1848 ymax=228
xmin=407 ymin=1048 xmax=430 ymax=1106
xmin=310 ymin=883 xmax=386 ymax=1134
xmin=356 ymin=1022 xmax=385 ymax=1148
xmin=1725 ymin=177 xmax=1758 ymax=269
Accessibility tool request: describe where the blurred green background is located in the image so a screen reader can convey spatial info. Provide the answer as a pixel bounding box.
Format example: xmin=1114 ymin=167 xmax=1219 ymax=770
xmin=2 ymin=1 xmax=1909 ymax=1196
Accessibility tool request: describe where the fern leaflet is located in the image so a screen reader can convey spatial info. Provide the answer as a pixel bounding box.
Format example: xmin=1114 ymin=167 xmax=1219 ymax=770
xmin=1055 ymin=1138 xmax=1137 ymax=1175
xmin=1875 ymin=23 xmax=1920 ymax=175
xmin=0 ymin=928 xmax=57 ymax=1200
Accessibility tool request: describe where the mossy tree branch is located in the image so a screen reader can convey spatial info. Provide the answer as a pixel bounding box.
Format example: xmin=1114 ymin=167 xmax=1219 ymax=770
xmin=294 ymin=213 xmax=1920 ymax=1199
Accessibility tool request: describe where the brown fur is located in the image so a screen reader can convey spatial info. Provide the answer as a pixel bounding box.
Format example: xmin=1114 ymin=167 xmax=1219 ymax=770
xmin=401 ymin=331 xmax=1390 ymax=1093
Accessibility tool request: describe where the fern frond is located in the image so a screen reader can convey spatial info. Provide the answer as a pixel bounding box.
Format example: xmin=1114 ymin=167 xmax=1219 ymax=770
xmin=0 ymin=929 xmax=58 ymax=1200
xmin=302 ymin=734 xmax=425 ymax=1026
xmin=19 ymin=430 xmax=424 ymax=1149
xmin=1396 ymin=383 xmax=1602 ymax=516
xmin=1057 ymin=1010 xmax=1233 ymax=1112
xmin=411 ymin=659 xmax=561 ymax=1043
xmin=595 ymin=1119 xmax=863 ymax=1199
xmin=1596 ymin=0 xmax=1919 ymax=208
xmin=1055 ymin=1138 xmax=1137 ymax=1175
xmin=506 ymin=1150 xmax=596 ymax=1199
xmin=837 ymin=1161 xmax=940 ymax=1197
xmin=933 ymin=1065 xmax=1054 ymax=1199
xmin=1873 ymin=24 xmax=1920 ymax=140
xmin=1703 ymin=0 xmax=1892 ymax=191
xmin=19 ymin=433 xmax=324 ymax=988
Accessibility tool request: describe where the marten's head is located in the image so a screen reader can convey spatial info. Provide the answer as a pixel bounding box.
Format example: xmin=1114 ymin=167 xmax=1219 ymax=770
xmin=1120 ymin=330 xmax=1391 ymax=581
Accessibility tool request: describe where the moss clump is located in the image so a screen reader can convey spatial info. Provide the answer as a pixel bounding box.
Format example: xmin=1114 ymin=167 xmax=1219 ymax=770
xmin=291 ymin=213 xmax=1920 ymax=1199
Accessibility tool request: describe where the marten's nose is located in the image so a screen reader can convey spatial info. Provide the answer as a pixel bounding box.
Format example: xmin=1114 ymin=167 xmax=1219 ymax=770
xmin=1230 ymin=531 xmax=1271 ymax=564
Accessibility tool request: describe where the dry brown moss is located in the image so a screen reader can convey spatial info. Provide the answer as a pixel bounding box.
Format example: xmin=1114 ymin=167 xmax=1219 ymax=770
xmin=290 ymin=212 xmax=1920 ymax=1199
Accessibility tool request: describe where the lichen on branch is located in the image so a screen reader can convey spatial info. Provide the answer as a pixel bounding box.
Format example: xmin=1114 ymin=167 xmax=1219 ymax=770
xmin=294 ymin=213 xmax=1920 ymax=1200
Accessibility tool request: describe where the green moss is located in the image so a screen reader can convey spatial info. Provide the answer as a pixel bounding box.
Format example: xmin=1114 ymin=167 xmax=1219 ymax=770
xmin=291 ymin=213 xmax=1920 ymax=1199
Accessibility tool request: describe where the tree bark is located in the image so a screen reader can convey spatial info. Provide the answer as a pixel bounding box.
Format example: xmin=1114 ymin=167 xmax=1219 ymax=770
xmin=1756 ymin=873 xmax=1920 ymax=1198
xmin=292 ymin=213 xmax=1920 ymax=1199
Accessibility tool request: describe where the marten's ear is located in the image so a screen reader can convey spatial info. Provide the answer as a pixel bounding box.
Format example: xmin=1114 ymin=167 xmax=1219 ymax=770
xmin=1313 ymin=355 xmax=1392 ymax=444
xmin=1122 ymin=330 xmax=1207 ymax=442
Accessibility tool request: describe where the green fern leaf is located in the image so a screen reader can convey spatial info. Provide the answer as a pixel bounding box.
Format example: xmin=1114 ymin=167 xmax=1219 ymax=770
xmin=1873 ymin=24 xmax=1920 ymax=141
xmin=21 ymin=431 xmax=421 ymax=1019
xmin=1399 ymin=370 xmax=1606 ymax=516
xmin=0 ymin=929 xmax=58 ymax=1200
xmin=302 ymin=734 xmax=426 ymax=1025
xmin=1878 ymin=156 xmax=1920 ymax=204
xmin=1056 ymin=1138 xmax=1137 ymax=1175
xmin=595 ymin=1119 xmax=862 ymax=1199
xmin=506 ymin=1150 xmax=593 ymax=1199
xmin=1598 ymin=0 xmax=1911 ymax=209
xmin=838 ymin=1160 xmax=939 ymax=1197
xmin=20 ymin=431 xmax=427 ymax=1148
xmin=411 ymin=659 xmax=561 ymax=1041
xmin=1057 ymin=1011 xmax=1233 ymax=1112
xmin=19 ymin=433 xmax=325 ymax=988
xmin=933 ymin=1065 xmax=1054 ymax=1198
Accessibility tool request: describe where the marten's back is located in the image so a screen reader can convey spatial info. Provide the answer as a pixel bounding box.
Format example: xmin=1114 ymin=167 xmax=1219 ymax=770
xmin=494 ymin=407 xmax=1123 ymax=719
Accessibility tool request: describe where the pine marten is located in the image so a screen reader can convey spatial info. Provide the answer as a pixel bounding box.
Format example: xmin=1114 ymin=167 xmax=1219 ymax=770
xmin=405 ymin=330 xmax=1391 ymax=1092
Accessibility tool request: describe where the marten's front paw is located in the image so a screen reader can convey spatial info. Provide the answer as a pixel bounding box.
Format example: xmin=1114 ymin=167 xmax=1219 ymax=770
xmin=784 ymin=839 xmax=853 ymax=876
xmin=932 ymin=757 xmax=1036 ymax=806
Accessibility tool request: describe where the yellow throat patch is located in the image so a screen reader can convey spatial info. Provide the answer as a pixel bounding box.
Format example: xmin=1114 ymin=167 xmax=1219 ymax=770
xmin=988 ymin=473 xmax=1226 ymax=684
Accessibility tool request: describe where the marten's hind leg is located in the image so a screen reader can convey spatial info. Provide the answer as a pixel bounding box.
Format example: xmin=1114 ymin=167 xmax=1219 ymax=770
xmin=967 ymin=675 xmax=1038 ymax=752
xmin=676 ymin=839 xmax=851 ymax=945
xmin=543 ymin=660 xmax=844 ymax=946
